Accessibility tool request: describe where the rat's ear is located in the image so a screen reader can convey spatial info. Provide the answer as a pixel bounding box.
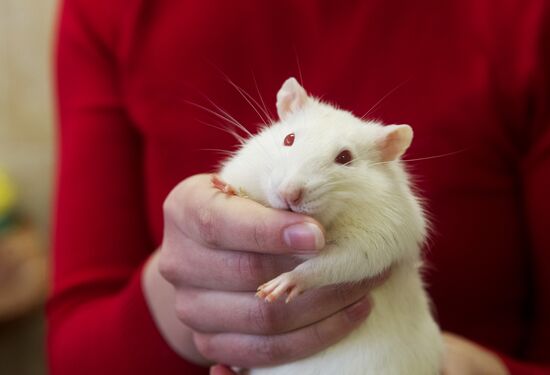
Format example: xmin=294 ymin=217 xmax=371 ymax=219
xmin=276 ymin=77 xmax=308 ymax=121
xmin=375 ymin=124 xmax=413 ymax=162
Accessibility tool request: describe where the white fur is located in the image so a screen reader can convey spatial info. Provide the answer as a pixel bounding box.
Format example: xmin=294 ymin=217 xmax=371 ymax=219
xmin=219 ymin=78 xmax=443 ymax=374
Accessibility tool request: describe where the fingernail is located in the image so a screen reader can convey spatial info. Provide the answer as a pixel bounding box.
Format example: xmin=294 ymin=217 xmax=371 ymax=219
xmin=345 ymin=296 xmax=372 ymax=323
xmin=283 ymin=222 xmax=325 ymax=251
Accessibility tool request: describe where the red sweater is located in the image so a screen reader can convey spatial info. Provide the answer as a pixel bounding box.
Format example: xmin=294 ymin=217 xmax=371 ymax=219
xmin=48 ymin=0 xmax=550 ymax=373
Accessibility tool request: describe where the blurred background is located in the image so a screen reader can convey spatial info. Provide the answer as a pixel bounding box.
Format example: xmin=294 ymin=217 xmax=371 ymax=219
xmin=0 ymin=0 xmax=57 ymax=373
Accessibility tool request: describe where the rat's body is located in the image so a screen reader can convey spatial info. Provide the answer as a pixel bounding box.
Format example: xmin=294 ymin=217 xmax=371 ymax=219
xmin=218 ymin=78 xmax=443 ymax=374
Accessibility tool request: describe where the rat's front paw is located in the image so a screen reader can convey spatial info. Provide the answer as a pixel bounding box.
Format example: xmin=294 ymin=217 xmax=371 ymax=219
xmin=256 ymin=272 xmax=307 ymax=303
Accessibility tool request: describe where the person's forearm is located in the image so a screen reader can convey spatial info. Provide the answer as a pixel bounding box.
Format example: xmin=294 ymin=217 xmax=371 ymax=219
xmin=442 ymin=333 xmax=509 ymax=375
xmin=142 ymin=249 xmax=210 ymax=366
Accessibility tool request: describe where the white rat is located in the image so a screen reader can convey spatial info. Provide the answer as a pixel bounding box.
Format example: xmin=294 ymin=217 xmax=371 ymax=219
xmin=216 ymin=78 xmax=443 ymax=375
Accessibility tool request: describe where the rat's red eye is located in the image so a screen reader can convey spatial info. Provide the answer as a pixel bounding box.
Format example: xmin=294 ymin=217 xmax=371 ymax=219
xmin=335 ymin=149 xmax=353 ymax=165
xmin=284 ymin=133 xmax=295 ymax=146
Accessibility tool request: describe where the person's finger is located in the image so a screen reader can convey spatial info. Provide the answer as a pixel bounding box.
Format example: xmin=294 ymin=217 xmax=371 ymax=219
xmin=175 ymin=276 xmax=385 ymax=334
xmin=209 ymin=364 xmax=237 ymax=375
xmin=159 ymin=234 xmax=301 ymax=290
xmin=192 ymin=296 xmax=373 ymax=368
xmin=161 ymin=232 xmax=391 ymax=292
xmin=168 ymin=174 xmax=325 ymax=253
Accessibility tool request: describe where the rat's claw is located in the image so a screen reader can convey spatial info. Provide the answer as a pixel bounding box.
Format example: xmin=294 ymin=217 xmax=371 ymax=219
xmin=256 ymin=280 xmax=278 ymax=301
xmin=211 ymin=175 xmax=237 ymax=195
xmin=255 ymin=287 xmax=269 ymax=299
xmin=256 ymin=272 xmax=305 ymax=303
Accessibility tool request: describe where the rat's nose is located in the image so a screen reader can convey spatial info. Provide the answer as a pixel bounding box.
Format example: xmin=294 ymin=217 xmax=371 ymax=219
xmin=279 ymin=187 xmax=304 ymax=208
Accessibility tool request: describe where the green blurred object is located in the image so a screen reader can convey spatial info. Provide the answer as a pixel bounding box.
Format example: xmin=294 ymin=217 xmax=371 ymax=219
xmin=0 ymin=168 xmax=17 ymax=232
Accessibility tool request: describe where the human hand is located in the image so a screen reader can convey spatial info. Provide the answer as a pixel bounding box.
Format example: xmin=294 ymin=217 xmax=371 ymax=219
xmin=148 ymin=173 xmax=384 ymax=368
xmin=209 ymin=364 xmax=236 ymax=375
xmin=442 ymin=332 xmax=509 ymax=375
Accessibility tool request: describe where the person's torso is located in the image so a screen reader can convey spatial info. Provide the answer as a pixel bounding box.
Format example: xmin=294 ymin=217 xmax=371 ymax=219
xmin=108 ymin=0 xmax=537 ymax=354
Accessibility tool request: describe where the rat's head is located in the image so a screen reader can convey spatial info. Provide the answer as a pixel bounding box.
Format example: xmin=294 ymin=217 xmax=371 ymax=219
xmin=221 ymin=78 xmax=414 ymax=227
xmin=253 ymin=77 xmax=414 ymax=227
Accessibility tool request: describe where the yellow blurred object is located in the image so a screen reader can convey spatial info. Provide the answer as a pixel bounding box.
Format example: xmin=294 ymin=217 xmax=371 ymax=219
xmin=0 ymin=168 xmax=17 ymax=217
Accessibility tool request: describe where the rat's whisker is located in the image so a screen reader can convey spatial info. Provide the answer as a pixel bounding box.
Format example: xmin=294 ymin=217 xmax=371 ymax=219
xmin=199 ymin=148 xmax=236 ymax=157
xmin=207 ymin=61 xmax=273 ymax=125
xmin=189 ymin=99 xmax=276 ymax=163
xmin=293 ymin=46 xmax=305 ymax=87
xmin=224 ymin=74 xmax=273 ymax=125
xmin=401 ymin=149 xmax=466 ymax=163
xmin=368 ymin=149 xmax=466 ymax=168
xmin=251 ymin=71 xmax=275 ymax=123
xmin=197 ymin=120 xmax=247 ymax=145
xmin=198 ymin=96 xmax=255 ymax=139
xmin=186 ymin=100 xmax=245 ymax=132
xmin=361 ymin=79 xmax=410 ymax=120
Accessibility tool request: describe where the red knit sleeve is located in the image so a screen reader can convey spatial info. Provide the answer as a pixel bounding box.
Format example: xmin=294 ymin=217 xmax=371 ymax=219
xmin=497 ymin=2 xmax=550 ymax=373
xmin=517 ymin=5 xmax=550 ymax=368
xmin=498 ymin=357 xmax=550 ymax=375
xmin=47 ymin=0 xmax=206 ymax=373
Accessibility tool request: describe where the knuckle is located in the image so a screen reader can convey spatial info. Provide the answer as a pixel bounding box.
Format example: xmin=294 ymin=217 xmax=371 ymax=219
xmin=157 ymin=250 xmax=194 ymax=288
xmin=236 ymin=252 xmax=263 ymax=282
xmin=162 ymin=192 xmax=176 ymax=218
xmin=193 ymin=333 xmax=215 ymax=360
xmin=174 ymin=292 xmax=197 ymax=327
xmin=174 ymin=303 xmax=192 ymax=327
xmin=334 ymin=284 xmax=354 ymax=305
xmin=311 ymin=322 xmax=328 ymax=348
xmin=256 ymin=338 xmax=286 ymax=364
xmin=252 ymin=219 xmax=270 ymax=251
xmin=157 ymin=251 xmax=178 ymax=283
xmin=196 ymin=204 xmax=220 ymax=248
xmin=162 ymin=184 xmax=185 ymax=223
xmin=163 ymin=175 xmax=206 ymax=233
xmin=249 ymin=300 xmax=281 ymax=334
xmin=332 ymin=285 xmax=347 ymax=305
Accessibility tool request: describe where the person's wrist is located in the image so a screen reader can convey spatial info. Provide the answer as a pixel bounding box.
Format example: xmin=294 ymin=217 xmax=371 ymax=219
xmin=142 ymin=249 xmax=210 ymax=366
xmin=442 ymin=332 xmax=509 ymax=375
